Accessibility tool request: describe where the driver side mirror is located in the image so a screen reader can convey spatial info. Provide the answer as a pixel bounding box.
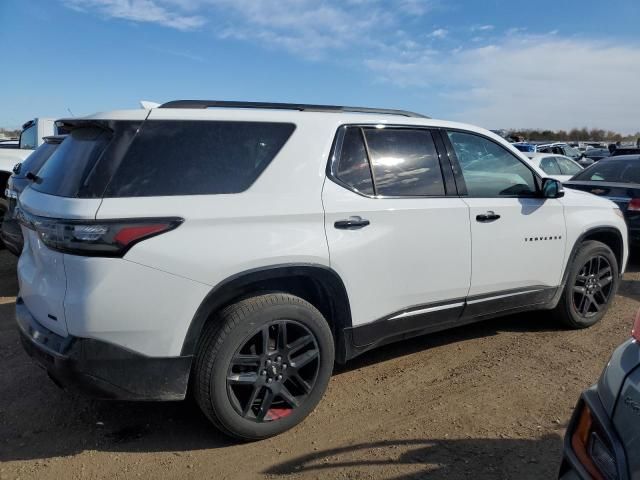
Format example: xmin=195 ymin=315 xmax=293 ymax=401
xmin=542 ymin=178 xmax=564 ymax=198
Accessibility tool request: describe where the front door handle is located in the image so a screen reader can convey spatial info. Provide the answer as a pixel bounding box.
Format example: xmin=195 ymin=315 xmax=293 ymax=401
xmin=476 ymin=211 xmax=501 ymax=222
xmin=334 ymin=216 xmax=370 ymax=230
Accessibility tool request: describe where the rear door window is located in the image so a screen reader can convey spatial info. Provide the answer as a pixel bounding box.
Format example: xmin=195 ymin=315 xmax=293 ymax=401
xmin=363 ymin=128 xmax=445 ymax=196
xmin=105 ymin=121 xmax=295 ymax=197
xmin=334 ymin=127 xmax=374 ymax=195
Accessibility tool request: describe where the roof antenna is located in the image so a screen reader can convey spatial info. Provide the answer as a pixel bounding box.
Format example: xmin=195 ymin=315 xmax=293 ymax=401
xmin=67 ymin=108 xmax=74 ymax=117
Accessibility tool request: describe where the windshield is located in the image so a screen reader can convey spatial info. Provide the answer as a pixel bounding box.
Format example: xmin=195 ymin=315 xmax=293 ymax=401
xmin=19 ymin=124 xmax=37 ymax=150
xmin=563 ymin=145 xmax=580 ymax=157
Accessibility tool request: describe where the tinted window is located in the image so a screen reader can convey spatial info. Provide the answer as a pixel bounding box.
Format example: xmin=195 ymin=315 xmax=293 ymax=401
xmin=364 ymin=128 xmax=444 ymax=196
xmin=106 ymin=121 xmax=294 ymax=197
xmin=539 ymin=156 xmax=561 ymax=175
xmin=19 ymin=124 xmax=37 ymax=150
xmin=335 ymin=128 xmax=374 ymax=195
xmin=447 ymin=131 xmax=537 ymax=197
xmin=32 ymin=127 xmax=113 ymax=197
xmin=555 ymin=156 xmax=582 ymax=175
xmin=573 ymin=160 xmax=640 ymax=183
xmin=16 ymin=142 xmax=59 ymax=178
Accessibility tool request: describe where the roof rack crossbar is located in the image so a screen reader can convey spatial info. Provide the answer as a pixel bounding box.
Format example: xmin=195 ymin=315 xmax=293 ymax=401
xmin=159 ymin=100 xmax=429 ymax=119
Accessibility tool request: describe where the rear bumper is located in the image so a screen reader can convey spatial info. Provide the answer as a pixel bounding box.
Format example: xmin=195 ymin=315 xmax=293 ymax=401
xmin=16 ymin=299 xmax=192 ymax=401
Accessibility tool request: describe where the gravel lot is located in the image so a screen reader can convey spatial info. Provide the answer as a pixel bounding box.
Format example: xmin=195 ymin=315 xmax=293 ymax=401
xmin=1 ymin=250 xmax=638 ymax=480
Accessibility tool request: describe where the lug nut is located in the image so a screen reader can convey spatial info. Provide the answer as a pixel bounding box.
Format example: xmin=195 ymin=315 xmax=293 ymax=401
xmin=276 ymin=356 xmax=282 ymax=362
xmin=266 ymin=359 xmax=272 ymax=365
xmin=261 ymin=370 xmax=267 ymax=376
xmin=267 ymin=378 xmax=273 ymax=383
xmin=282 ymin=364 xmax=287 ymax=369
xmin=277 ymin=374 xmax=282 ymax=381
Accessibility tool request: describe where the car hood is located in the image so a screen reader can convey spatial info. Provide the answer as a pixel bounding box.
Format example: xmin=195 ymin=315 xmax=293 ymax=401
xmin=0 ymin=149 xmax=31 ymax=174
xmin=559 ymin=184 xmax=619 ymax=209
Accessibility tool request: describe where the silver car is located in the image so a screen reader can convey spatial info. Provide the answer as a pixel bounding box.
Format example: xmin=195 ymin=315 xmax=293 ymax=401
xmin=560 ymin=311 xmax=640 ymax=479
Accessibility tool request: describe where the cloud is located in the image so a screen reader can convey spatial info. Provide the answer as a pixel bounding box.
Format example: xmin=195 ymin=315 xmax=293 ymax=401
xmin=472 ymin=24 xmax=494 ymax=31
xmin=366 ymin=35 xmax=640 ymax=133
xmin=429 ymin=28 xmax=447 ymax=39
xmin=63 ymin=0 xmax=206 ymax=30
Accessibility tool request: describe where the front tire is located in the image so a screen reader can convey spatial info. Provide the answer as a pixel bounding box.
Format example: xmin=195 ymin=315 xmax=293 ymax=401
xmin=553 ymin=240 xmax=619 ymax=328
xmin=194 ymin=293 xmax=334 ymax=440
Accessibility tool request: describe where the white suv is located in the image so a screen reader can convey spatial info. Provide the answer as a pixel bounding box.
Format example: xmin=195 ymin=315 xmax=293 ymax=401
xmin=16 ymin=100 xmax=628 ymax=440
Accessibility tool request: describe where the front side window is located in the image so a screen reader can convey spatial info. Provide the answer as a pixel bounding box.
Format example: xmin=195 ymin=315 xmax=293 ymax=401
xmin=363 ymin=128 xmax=445 ymax=196
xmin=539 ymin=156 xmax=561 ymax=175
xmin=19 ymin=124 xmax=37 ymax=150
xmin=447 ymin=131 xmax=537 ymax=197
xmin=555 ymin=156 xmax=582 ymax=176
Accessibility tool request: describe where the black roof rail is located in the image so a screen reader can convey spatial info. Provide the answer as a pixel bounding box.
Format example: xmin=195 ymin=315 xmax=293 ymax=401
xmin=159 ymin=100 xmax=430 ymax=119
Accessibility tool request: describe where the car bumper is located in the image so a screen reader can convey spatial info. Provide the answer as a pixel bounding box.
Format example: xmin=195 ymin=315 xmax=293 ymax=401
xmin=16 ymin=299 xmax=192 ymax=401
xmin=559 ymin=387 xmax=629 ymax=480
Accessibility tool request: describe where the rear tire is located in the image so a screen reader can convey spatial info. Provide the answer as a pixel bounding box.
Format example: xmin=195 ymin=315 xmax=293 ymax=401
xmin=553 ymin=240 xmax=619 ymax=329
xmin=194 ymin=293 xmax=334 ymax=440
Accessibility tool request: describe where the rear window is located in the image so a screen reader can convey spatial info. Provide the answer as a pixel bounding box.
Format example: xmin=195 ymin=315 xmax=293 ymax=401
xmin=17 ymin=142 xmax=59 ymax=178
xmin=105 ymin=121 xmax=295 ymax=197
xmin=31 ymin=127 xmax=113 ymax=197
xmin=573 ymin=160 xmax=640 ymax=183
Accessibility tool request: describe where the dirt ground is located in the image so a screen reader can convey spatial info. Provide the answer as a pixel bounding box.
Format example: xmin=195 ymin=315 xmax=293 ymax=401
xmin=1 ymin=250 xmax=639 ymax=480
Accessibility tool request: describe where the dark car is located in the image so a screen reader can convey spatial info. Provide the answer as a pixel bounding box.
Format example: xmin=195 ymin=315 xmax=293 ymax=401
xmin=1 ymin=135 xmax=65 ymax=255
xmin=564 ymin=155 xmax=640 ymax=244
xmin=584 ymin=148 xmax=611 ymax=162
xmin=559 ymin=310 xmax=640 ymax=479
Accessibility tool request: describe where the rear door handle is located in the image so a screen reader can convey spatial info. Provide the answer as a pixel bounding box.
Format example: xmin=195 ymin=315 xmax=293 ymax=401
xmin=334 ymin=216 xmax=370 ymax=230
xmin=476 ymin=211 xmax=500 ymax=222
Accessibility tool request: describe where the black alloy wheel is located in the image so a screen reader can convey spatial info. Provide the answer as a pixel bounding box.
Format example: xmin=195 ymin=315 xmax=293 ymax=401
xmin=572 ymin=255 xmax=614 ymax=318
xmin=226 ymin=320 xmax=320 ymax=422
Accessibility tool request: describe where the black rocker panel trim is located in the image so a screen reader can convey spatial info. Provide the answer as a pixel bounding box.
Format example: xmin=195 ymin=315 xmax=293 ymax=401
xmin=347 ymin=286 xmax=558 ymax=356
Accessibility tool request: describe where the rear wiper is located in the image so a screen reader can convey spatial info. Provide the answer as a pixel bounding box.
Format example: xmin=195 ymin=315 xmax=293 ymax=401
xmin=26 ymin=171 xmax=41 ymax=183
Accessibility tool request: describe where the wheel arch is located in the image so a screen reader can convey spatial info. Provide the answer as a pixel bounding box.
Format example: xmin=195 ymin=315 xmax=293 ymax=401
xmin=181 ymin=264 xmax=352 ymax=361
xmin=551 ymin=226 xmax=625 ymax=309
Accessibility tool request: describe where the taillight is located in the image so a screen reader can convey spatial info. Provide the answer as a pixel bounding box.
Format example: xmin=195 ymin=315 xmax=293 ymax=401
xmin=627 ymin=198 xmax=640 ymax=211
xmin=633 ymin=308 xmax=640 ymax=342
xmin=571 ymin=403 xmax=618 ymax=480
xmin=18 ymin=209 xmax=182 ymax=257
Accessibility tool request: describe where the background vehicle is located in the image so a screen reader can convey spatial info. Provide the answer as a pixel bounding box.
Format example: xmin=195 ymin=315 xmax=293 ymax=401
xmin=15 ymin=100 xmax=628 ymax=441
xmin=584 ymin=147 xmax=611 ymax=162
xmin=537 ymin=143 xmax=594 ymax=167
xmin=524 ymin=152 xmax=583 ymax=182
xmin=1 ymin=135 xmax=65 ymax=255
xmin=564 ymin=155 xmax=640 ymax=244
xmin=512 ymin=142 xmax=537 ymax=153
xmin=559 ymin=310 xmax=640 ymax=479
xmin=0 ymin=118 xmax=60 ymax=243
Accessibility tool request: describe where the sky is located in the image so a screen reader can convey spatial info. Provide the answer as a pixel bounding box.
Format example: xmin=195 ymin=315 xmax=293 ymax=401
xmin=1 ymin=0 xmax=640 ymax=133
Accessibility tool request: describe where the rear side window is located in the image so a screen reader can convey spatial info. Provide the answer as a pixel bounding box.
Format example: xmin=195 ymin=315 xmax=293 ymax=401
xmin=105 ymin=121 xmax=295 ymax=197
xmin=32 ymin=127 xmax=113 ymax=197
xmin=364 ymin=128 xmax=444 ymax=196
xmin=334 ymin=128 xmax=374 ymax=195
xmin=17 ymin=142 xmax=59 ymax=178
